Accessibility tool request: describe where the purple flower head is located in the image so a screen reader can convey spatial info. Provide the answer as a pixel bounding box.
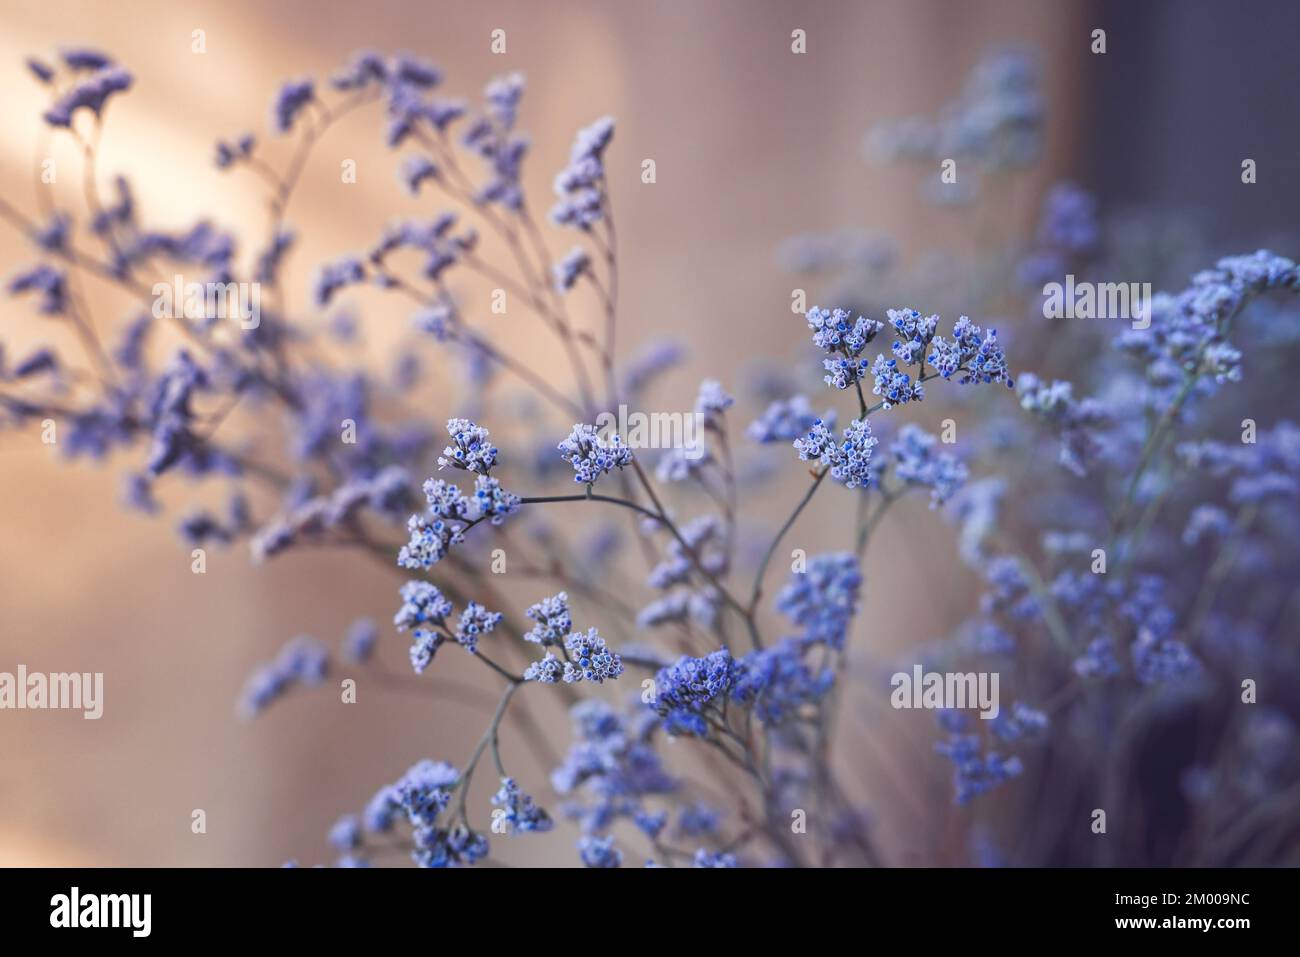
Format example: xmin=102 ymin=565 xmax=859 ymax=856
xmin=453 ymin=601 xmax=503 ymax=654
xmin=408 ymin=630 xmax=443 ymax=674
xmin=869 ymin=354 xmax=924 ymax=408
xmin=397 ymin=511 xmax=465 ymax=569
xmin=42 ymin=66 xmax=132 ymax=127
xmin=394 ymin=580 xmax=453 ymax=632
xmin=312 ymin=256 xmax=366 ymax=308
xmin=936 ymin=730 xmax=1024 ymax=805
xmin=467 ymin=475 xmax=520 ymax=525
xmin=30 ymin=212 xmax=71 ymax=253
xmin=523 ymin=652 xmax=563 ymax=684
xmin=361 ymin=759 xmax=489 ymax=867
xmin=61 ymin=48 xmax=114 ymax=71
xmin=622 ymin=339 xmax=685 ymax=397
xmin=271 ymin=78 xmax=315 ymax=134
xmin=793 ymin=417 xmax=877 ymax=489
xmin=9 ymin=263 xmax=68 ymax=314
xmin=694 ymin=849 xmax=738 ymax=868
xmin=438 ymin=418 xmax=498 ymax=475
xmin=550 ymin=116 xmax=615 ymax=229
xmin=491 ymin=777 xmax=553 ymax=833
xmin=887 ymin=308 xmax=939 ymax=366
xmin=749 ymin=395 xmax=835 ymax=444
xmin=331 ymin=50 xmax=389 ymax=90
xmin=214 ymin=133 xmax=255 ymax=170
xmin=26 ymin=57 xmax=55 ymax=83
xmin=238 ymin=635 xmax=329 ymax=717
xmin=695 ymin=379 xmax=734 ymax=428
xmin=927 ymin=316 xmax=1014 ymax=388
xmin=558 ymin=423 xmax=633 ymax=485
xmin=805 ymin=306 xmax=883 ymax=390
xmin=990 ymin=703 xmax=1050 ymax=744
xmin=553 ymin=246 xmax=591 ymax=292
xmin=400 ymin=154 xmax=439 ymax=195
xmin=734 ymin=640 xmax=835 ymax=725
xmin=578 ymin=834 xmax=622 ymax=868
xmin=343 ymin=618 xmax=378 ymax=664
xmin=777 ymin=553 xmax=862 ymax=649
xmin=650 ymin=649 xmax=740 ymax=736
xmin=891 ymin=424 xmax=969 ymax=507
xmin=561 ymin=628 xmax=623 ymax=684
xmin=392 ymin=53 xmax=443 ymax=90
xmin=328 ymin=815 xmax=362 ymax=851
xmin=523 ymin=592 xmax=572 ymax=646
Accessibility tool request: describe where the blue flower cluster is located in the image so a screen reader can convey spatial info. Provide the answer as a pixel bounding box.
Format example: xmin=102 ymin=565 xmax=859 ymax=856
xmin=1016 ymin=373 xmax=1113 ymax=476
xmin=522 ymin=592 xmax=572 ymax=645
xmin=551 ymin=116 xmax=615 ymax=229
xmin=935 ymin=714 xmax=1025 ymax=806
xmin=551 ymin=700 xmax=676 ymax=845
xmin=748 ymin=395 xmax=834 ymax=444
xmin=776 ymin=553 xmax=863 ymax=649
xmin=867 ymin=49 xmax=1044 ymax=199
xmin=363 ymin=759 xmax=489 ymax=867
xmin=889 ymin=424 xmax=969 ymax=507
xmin=805 ymin=306 xmax=883 ymax=390
xmin=927 ymin=316 xmax=1014 ymax=388
xmin=793 ymin=416 xmax=878 ymax=489
xmin=392 ymin=580 xmax=493 ymax=672
xmin=452 ymin=601 xmax=503 ymax=655
xmin=32 ymin=50 xmax=134 ymax=128
xmin=238 ymin=635 xmax=329 ymax=716
xmin=732 ymin=640 xmax=835 ymax=725
xmin=491 ymin=777 xmax=553 ymax=833
xmin=557 ymin=423 xmax=634 ymax=485
xmin=438 ymin=417 xmax=498 ymax=475
xmin=561 ymin=627 xmax=623 ymax=682
xmin=649 ymin=649 xmax=741 ymax=736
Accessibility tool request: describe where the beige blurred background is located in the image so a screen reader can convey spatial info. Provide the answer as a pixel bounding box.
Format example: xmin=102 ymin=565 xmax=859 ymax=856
xmin=0 ymin=0 xmax=1088 ymax=866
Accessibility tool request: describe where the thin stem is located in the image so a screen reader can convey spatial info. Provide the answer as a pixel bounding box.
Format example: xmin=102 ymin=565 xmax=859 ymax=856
xmin=455 ymin=681 xmax=521 ymax=829
xmin=748 ymin=469 xmax=828 ymax=617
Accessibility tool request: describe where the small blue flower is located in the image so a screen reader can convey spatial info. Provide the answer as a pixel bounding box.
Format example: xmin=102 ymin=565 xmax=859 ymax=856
xmin=343 ymin=618 xmax=378 ymax=664
xmin=558 ymin=423 xmax=633 ymax=485
xmin=890 ymin=423 xmax=968 ymax=506
xmin=870 ymin=354 xmax=924 ymax=408
xmin=749 ymin=396 xmax=834 ymax=444
xmin=328 ymin=814 xmax=362 ymax=850
xmin=649 ymin=649 xmax=740 ymax=734
xmin=523 ymin=592 xmax=572 ymax=645
xmin=467 ymin=475 xmax=520 ymax=525
xmin=491 ymin=778 xmax=553 ymax=833
xmin=578 ymin=835 xmax=622 ymax=868
xmin=271 ymin=77 xmax=315 ymax=134
xmin=237 ymin=635 xmax=329 ymax=716
xmin=793 ymin=417 xmax=877 ymax=489
xmin=562 ymin=627 xmax=623 ymax=683
xmin=693 ymin=848 xmax=737 ymax=868
xmin=553 ymin=246 xmax=591 ymax=292
xmin=438 ymin=418 xmax=498 ymax=475
xmin=453 ymin=602 xmax=503 ymax=654
xmin=394 ymin=580 xmax=454 ymax=631
xmin=777 ymin=553 xmax=862 ymax=649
